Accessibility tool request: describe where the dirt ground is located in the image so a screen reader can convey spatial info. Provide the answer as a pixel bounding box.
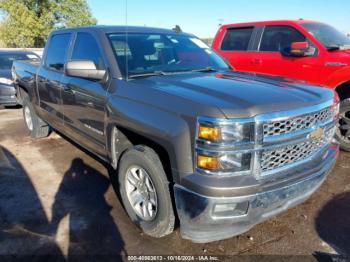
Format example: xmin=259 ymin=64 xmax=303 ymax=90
xmin=0 ymin=107 xmax=350 ymax=260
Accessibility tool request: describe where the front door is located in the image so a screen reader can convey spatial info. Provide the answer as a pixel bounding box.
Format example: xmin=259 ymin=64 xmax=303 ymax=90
xmin=61 ymin=32 xmax=108 ymax=155
xmin=251 ymin=25 xmax=323 ymax=84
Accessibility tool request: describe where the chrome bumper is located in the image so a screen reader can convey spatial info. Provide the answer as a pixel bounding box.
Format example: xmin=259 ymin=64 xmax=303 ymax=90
xmin=174 ymin=145 xmax=338 ymax=243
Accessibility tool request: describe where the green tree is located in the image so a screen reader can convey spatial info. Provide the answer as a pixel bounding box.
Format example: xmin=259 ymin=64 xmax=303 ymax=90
xmin=0 ymin=0 xmax=97 ymax=48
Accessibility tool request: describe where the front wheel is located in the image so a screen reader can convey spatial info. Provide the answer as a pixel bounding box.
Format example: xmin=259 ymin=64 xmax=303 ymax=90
xmin=117 ymin=145 xmax=175 ymax=238
xmin=335 ymin=99 xmax=350 ymax=152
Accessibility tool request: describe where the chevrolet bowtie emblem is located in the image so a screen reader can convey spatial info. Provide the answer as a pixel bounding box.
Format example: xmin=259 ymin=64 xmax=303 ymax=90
xmin=310 ymin=128 xmax=324 ymax=140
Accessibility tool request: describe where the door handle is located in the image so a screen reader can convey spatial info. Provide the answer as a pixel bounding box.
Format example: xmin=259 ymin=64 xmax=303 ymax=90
xmin=62 ymin=85 xmax=74 ymax=94
xmin=251 ymin=59 xmax=262 ymax=65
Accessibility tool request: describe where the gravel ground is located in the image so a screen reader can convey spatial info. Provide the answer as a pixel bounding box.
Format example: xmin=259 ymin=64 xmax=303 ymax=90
xmin=0 ymin=107 xmax=349 ymax=261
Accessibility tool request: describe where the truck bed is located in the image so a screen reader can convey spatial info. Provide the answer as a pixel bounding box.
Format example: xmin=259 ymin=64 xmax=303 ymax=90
xmin=12 ymin=60 xmax=40 ymax=93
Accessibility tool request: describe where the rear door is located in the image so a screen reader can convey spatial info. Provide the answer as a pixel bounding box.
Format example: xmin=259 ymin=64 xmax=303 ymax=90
xmin=61 ymin=31 xmax=109 ymax=155
xmin=251 ymin=25 xmax=322 ymax=83
xmin=37 ymin=33 xmax=72 ymax=128
xmin=215 ymin=26 xmax=257 ymax=72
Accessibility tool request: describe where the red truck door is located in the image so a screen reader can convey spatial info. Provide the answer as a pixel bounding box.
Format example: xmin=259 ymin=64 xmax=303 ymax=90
xmin=214 ymin=26 xmax=258 ymax=72
xmin=248 ymin=25 xmax=323 ymax=84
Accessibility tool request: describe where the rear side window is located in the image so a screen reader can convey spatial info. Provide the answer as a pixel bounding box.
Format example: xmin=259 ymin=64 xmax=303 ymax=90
xmin=45 ymin=34 xmax=71 ymax=71
xmin=71 ymin=33 xmax=105 ymax=70
xmin=220 ymin=27 xmax=254 ymax=51
xmin=260 ymin=26 xmax=306 ymax=52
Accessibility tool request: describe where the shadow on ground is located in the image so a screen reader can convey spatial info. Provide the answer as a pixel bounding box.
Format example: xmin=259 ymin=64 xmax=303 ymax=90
xmin=315 ymin=192 xmax=350 ymax=256
xmin=0 ymin=146 xmax=125 ymax=259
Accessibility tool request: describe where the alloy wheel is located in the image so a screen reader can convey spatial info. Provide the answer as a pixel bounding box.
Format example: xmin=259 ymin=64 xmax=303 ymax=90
xmin=125 ymin=165 xmax=158 ymax=221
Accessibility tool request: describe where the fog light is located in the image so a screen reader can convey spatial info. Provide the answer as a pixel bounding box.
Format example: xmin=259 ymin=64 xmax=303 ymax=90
xmin=197 ymin=155 xmax=220 ymax=170
xmin=213 ymin=202 xmax=249 ymax=218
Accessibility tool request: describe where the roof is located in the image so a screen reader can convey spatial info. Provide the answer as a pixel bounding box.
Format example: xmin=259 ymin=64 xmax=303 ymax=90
xmin=52 ymin=25 xmax=194 ymax=36
xmin=220 ymin=19 xmax=323 ymax=28
xmin=0 ymin=50 xmax=38 ymax=55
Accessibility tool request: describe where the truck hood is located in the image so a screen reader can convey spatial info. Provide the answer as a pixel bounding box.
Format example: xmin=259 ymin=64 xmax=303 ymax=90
xmin=326 ymin=49 xmax=350 ymax=60
xmin=341 ymin=50 xmax=350 ymax=55
xmin=135 ymin=71 xmax=333 ymax=119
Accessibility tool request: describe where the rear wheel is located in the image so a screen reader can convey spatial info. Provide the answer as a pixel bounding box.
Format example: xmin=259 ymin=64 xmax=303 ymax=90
xmin=22 ymin=95 xmax=49 ymax=139
xmin=335 ymin=99 xmax=350 ymax=152
xmin=117 ymin=145 xmax=175 ymax=238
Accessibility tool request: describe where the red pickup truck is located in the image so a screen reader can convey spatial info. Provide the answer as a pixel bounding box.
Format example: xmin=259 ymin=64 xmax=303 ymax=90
xmin=212 ymin=20 xmax=350 ymax=151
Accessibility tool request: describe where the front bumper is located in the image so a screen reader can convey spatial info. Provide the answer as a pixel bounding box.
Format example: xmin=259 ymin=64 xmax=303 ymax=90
xmin=0 ymin=84 xmax=17 ymax=106
xmin=174 ymin=144 xmax=338 ymax=243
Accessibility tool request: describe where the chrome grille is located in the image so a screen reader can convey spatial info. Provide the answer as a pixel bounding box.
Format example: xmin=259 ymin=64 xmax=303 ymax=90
xmin=263 ymin=107 xmax=333 ymax=138
xmin=261 ymin=128 xmax=335 ymax=173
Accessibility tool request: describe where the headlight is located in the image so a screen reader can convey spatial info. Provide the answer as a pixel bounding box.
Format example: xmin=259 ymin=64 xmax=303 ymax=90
xmin=333 ymin=91 xmax=340 ymax=119
xmin=196 ymin=117 xmax=254 ymax=175
xmin=197 ymin=121 xmax=253 ymax=143
xmin=197 ymin=153 xmax=251 ymax=173
xmin=0 ymin=77 xmax=13 ymax=85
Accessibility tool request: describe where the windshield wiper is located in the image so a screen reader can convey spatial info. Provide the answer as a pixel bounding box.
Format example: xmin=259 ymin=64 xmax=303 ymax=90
xmin=326 ymin=45 xmax=350 ymax=51
xmin=191 ymin=67 xmax=218 ymax=73
xmin=326 ymin=45 xmax=341 ymax=51
xmin=128 ymin=71 xmax=167 ymax=79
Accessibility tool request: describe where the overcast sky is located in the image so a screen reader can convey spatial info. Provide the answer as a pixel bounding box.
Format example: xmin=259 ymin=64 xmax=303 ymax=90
xmin=87 ymin=0 xmax=350 ymax=38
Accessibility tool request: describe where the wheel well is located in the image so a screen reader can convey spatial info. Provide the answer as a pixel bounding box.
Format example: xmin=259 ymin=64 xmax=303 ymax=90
xmin=17 ymin=84 xmax=28 ymax=104
xmin=113 ymin=126 xmax=174 ymax=184
xmin=17 ymin=84 xmax=28 ymax=94
xmin=336 ymin=81 xmax=350 ymax=101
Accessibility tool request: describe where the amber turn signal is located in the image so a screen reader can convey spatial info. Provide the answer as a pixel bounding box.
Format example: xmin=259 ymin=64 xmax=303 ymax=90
xmin=198 ymin=125 xmax=221 ymax=141
xmin=197 ymin=155 xmax=220 ymax=170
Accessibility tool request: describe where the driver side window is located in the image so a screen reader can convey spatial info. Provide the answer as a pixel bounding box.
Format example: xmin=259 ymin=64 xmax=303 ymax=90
xmin=260 ymin=25 xmax=307 ymax=52
xmin=71 ymin=32 xmax=105 ymax=70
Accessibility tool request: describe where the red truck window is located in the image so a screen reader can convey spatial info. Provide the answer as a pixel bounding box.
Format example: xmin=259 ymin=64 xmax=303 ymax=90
xmin=259 ymin=26 xmax=306 ymax=52
xmin=221 ymin=27 xmax=254 ymax=51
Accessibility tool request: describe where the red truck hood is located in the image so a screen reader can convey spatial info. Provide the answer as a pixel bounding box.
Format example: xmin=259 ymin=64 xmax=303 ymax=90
xmin=329 ymin=49 xmax=350 ymax=57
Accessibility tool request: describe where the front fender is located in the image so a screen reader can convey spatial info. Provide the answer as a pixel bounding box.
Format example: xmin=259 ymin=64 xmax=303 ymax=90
xmin=105 ymin=95 xmax=195 ymax=183
xmin=324 ymin=65 xmax=350 ymax=88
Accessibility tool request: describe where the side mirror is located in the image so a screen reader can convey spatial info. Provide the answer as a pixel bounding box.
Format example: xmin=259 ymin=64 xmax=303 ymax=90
xmin=285 ymin=42 xmax=315 ymax=57
xmin=65 ymin=60 xmax=106 ymax=80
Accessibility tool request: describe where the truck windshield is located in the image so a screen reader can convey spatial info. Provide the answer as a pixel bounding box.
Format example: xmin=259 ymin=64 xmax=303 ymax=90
xmin=108 ymin=33 xmax=229 ymax=78
xmin=301 ymin=23 xmax=350 ymax=50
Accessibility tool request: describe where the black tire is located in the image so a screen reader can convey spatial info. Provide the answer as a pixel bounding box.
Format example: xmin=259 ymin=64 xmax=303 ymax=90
xmin=22 ymin=95 xmax=50 ymax=139
xmin=335 ymin=98 xmax=350 ymax=152
xmin=118 ymin=145 xmax=175 ymax=238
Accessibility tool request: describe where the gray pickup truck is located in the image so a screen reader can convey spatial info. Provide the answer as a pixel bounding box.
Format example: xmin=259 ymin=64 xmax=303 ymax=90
xmin=12 ymin=26 xmax=339 ymax=243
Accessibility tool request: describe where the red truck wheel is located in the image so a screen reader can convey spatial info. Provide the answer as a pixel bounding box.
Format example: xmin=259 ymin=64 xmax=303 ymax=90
xmin=336 ymin=99 xmax=350 ymax=152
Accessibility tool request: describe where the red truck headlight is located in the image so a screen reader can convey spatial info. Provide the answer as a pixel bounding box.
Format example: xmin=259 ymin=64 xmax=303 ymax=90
xmin=333 ymin=91 xmax=340 ymax=120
